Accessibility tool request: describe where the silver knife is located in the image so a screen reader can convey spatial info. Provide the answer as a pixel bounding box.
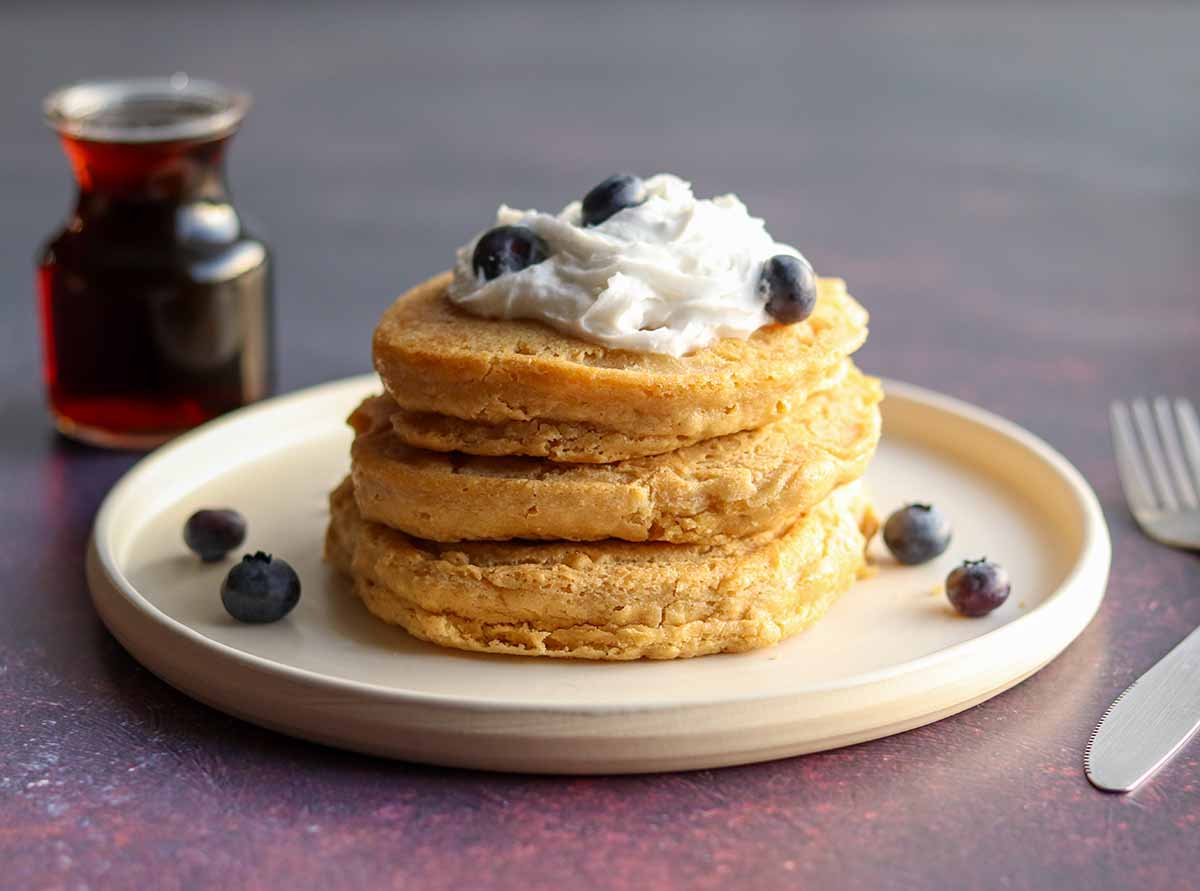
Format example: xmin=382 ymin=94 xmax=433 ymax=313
xmin=1085 ymin=625 xmax=1200 ymax=792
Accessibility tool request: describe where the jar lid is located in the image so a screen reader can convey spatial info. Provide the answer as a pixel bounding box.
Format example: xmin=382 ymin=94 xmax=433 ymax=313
xmin=44 ymin=74 xmax=251 ymax=144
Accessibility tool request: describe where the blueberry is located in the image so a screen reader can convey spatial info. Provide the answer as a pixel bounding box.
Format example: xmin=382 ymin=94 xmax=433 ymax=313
xmin=759 ymin=255 xmax=817 ymax=324
xmin=946 ymin=558 xmax=1011 ymax=617
xmin=581 ymin=174 xmax=647 ymax=227
xmin=471 ymin=226 xmax=550 ymax=281
xmin=184 ymin=508 xmax=247 ymax=562
xmin=220 ymin=552 xmax=301 ymax=623
xmin=883 ymin=503 xmax=952 ymax=565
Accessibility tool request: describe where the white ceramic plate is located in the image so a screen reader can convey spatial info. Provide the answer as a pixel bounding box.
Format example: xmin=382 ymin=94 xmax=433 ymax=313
xmin=87 ymin=375 xmax=1110 ymax=774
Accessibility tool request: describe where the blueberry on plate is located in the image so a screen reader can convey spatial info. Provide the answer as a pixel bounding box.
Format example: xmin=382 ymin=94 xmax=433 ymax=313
xmin=471 ymin=226 xmax=550 ymax=281
xmin=946 ymin=558 xmax=1011 ymax=617
xmin=882 ymin=503 xmax=952 ymax=565
xmin=184 ymin=508 xmax=247 ymax=562
xmin=221 ymin=552 xmax=301 ymax=623
xmin=581 ymin=174 xmax=647 ymax=227
xmin=759 ymin=255 xmax=817 ymax=324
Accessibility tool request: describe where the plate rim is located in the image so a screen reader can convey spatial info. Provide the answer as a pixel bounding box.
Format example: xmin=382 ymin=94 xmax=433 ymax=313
xmin=89 ymin=374 xmax=1112 ymax=716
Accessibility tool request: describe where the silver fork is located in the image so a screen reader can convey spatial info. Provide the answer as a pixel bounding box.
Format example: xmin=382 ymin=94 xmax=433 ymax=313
xmin=1110 ymin=397 xmax=1200 ymax=550
xmin=1085 ymin=397 xmax=1200 ymax=792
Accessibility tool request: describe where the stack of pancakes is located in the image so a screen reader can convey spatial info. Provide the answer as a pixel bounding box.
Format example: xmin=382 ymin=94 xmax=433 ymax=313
xmin=326 ymin=271 xmax=881 ymax=660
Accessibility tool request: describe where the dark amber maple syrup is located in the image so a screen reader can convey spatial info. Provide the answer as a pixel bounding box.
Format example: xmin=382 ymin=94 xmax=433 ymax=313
xmin=39 ymin=77 xmax=273 ymax=448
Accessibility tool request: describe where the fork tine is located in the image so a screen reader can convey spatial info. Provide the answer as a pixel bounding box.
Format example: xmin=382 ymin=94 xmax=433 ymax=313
xmin=1154 ymin=397 xmax=1199 ymax=508
xmin=1176 ymin=399 xmax=1200 ymax=494
xmin=1131 ymin=398 xmax=1180 ymax=511
xmin=1110 ymin=401 xmax=1158 ymax=514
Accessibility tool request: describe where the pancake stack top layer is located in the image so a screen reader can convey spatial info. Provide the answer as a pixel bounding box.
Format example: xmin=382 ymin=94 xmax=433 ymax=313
xmin=373 ymin=271 xmax=870 ymax=462
xmin=328 ymin=270 xmax=880 ymax=660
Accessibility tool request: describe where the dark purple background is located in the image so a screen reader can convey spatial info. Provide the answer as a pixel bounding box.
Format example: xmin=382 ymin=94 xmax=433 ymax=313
xmin=2 ymin=3 xmax=1198 ymax=889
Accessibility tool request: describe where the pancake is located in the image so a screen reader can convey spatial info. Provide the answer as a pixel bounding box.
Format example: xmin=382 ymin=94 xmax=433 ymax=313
xmin=350 ymin=363 xmax=882 ymax=543
xmin=326 ymin=477 xmax=878 ymax=661
xmin=387 ymin=357 xmax=849 ymax=464
xmin=373 ymin=272 xmax=869 ymax=462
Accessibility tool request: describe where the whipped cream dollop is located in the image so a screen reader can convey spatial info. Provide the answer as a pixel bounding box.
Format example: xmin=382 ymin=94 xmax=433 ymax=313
xmin=448 ymin=174 xmax=809 ymax=357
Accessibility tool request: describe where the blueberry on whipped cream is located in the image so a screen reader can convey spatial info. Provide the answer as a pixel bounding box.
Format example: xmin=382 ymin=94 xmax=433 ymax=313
xmin=581 ymin=174 xmax=648 ymax=227
xmin=450 ymin=173 xmax=816 ymax=357
xmin=471 ymin=225 xmax=550 ymax=281
xmin=759 ymin=254 xmax=817 ymax=324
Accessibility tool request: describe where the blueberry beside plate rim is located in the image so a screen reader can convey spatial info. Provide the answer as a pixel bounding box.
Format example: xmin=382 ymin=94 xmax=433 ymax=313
xmin=183 ymin=508 xmax=302 ymax=624
xmin=882 ymin=502 xmax=1011 ymax=617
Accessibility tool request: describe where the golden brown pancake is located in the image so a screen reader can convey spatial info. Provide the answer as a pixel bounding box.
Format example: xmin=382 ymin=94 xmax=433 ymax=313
xmin=326 ymin=477 xmax=878 ymax=661
xmin=373 ymin=272 xmax=869 ymax=462
xmin=350 ymin=363 xmax=881 ymax=543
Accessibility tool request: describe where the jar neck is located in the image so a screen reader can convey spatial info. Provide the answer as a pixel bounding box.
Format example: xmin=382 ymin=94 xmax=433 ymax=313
xmin=62 ymin=134 xmax=232 ymax=206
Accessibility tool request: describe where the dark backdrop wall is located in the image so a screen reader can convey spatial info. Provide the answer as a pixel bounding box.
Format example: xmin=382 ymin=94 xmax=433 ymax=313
xmin=4 ymin=2 xmax=1196 ymax=411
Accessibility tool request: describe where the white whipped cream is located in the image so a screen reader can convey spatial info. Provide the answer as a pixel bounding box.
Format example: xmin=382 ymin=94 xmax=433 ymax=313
xmin=448 ymin=174 xmax=808 ymax=357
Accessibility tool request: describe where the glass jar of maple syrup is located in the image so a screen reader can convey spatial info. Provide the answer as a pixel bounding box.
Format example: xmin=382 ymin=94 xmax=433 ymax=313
xmin=39 ymin=76 xmax=274 ymax=448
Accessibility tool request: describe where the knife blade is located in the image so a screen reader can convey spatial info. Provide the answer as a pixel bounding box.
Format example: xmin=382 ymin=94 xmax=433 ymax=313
xmin=1085 ymin=624 xmax=1200 ymax=792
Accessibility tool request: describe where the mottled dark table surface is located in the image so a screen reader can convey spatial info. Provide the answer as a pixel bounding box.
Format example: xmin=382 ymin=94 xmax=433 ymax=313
xmin=2 ymin=3 xmax=1198 ymax=889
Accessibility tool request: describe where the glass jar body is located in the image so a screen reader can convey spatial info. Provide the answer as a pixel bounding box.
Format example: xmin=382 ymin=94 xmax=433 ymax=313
xmin=39 ymin=79 xmax=273 ymax=448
